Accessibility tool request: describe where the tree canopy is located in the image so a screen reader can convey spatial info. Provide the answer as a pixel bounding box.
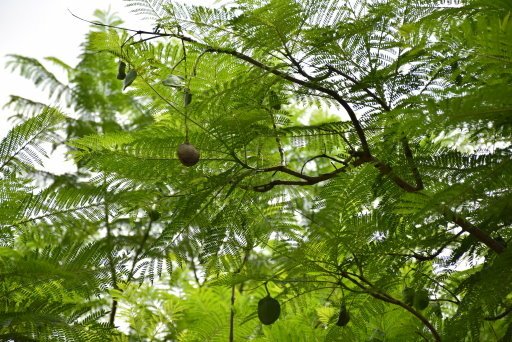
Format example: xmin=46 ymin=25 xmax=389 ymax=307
xmin=1 ymin=0 xmax=511 ymax=340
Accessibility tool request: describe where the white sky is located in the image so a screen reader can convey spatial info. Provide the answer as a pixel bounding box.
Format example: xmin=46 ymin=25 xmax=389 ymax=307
xmin=0 ymin=0 xmax=212 ymax=173
xmin=0 ymin=1 xmax=142 ymax=134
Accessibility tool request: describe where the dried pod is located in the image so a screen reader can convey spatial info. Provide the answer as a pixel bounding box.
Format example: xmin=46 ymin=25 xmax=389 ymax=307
xmin=336 ymin=303 xmax=350 ymax=327
xmin=258 ymin=296 xmax=280 ymax=325
xmin=177 ymin=143 xmax=200 ymax=167
xmin=117 ymin=61 xmax=127 ymax=80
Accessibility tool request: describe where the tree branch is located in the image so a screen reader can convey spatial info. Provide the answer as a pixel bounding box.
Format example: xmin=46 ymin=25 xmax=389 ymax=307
xmin=340 ymin=270 xmax=441 ymax=342
xmin=388 ymin=231 xmax=464 ymax=261
xmin=327 ymin=65 xmax=391 ymax=111
xmin=485 ymin=306 xmax=512 ymax=321
xmin=443 ymin=208 xmax=505 ymax=254
xmin=70 ymin=11 xmax=371 ymax=155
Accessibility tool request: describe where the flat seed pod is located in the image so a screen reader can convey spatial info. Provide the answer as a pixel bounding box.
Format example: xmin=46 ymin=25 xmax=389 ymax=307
xmin=117 ymin=61 xmax=126 ymax=80
xmin=123 ymin=69 xmax=137 ymax=90
xmin=336 ymin=303 xmax=350 ymax=327
xmin=162 ymin=74 xmax=184 ymax=88
xmin=177 ymin=143 xmax=200 ymax=167
xmin=258 ymin=296 xmax=280 ymax=325
xmin=184 ymin=90 xmax=192 ymax=106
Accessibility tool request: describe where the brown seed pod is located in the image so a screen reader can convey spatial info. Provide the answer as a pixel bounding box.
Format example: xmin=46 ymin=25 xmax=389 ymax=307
xmin=177 ymin=143 xmax=200 ymax=166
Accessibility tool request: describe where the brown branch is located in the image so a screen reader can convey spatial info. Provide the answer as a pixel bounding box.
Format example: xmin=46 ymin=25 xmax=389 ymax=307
xmin=229 ymin=249 xmax=251 ymax=342
xmin=127 ymin=220 xmax=154 ymax=283
xmin=252 ymin=163 xmax=351 ymax=192
xmin=72 ymin=12 xmax=503 ymax=254
xmin=327 ymin=65 xmax=391 ymax=111
xmin=443 ymin=208 xmax=505 ymax=254
xmin=104 ymin=197 xmax=118 ymax=326
xmin=370 ymin=156 xmax=419 ymax=192
xmin=300 ymin=154 xmax=348 ymax=174
xmin=70 ymin=12 xmax=370 ymax=155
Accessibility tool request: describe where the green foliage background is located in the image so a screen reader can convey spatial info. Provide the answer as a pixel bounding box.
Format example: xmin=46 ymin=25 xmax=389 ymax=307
xmin=1 ymin=0 xmax=511 ymax=340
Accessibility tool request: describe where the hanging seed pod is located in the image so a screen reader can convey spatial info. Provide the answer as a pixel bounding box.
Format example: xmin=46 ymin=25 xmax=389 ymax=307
xmin=258 ymin=296 xmax=281 ymax=325
xmin=402 ymin=287 xmax=415 ymax=306
xmin=184 ymin=88 xmax=192 ymax=106
xmin=413 ymin=289 xmax=429 ymax=310
xmin=177 ymin=142 xmax=200 ymax=166
xmin=148 ymin=210 xmax=161 ymax=221
xmin=117 ymin=61 xmax=127 ymax=80
xmin=123 ymin=69 xmax=137 ymax=90
xmin=336 ymin=303 xmax=350 ymax=327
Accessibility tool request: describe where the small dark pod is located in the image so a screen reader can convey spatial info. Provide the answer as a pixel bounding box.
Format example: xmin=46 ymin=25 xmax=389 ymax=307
xmin=336 ymin=303 xmax=350 ymax=327
xmin=177 ymin=143 xmax=200 ymax=167
xmin=258 ymin=296 xmax=280 ymax=325
xmin=148 ymin=210 xmax=161 ymax=221
xmin=117 ymin=61 xmax=127 ymax=80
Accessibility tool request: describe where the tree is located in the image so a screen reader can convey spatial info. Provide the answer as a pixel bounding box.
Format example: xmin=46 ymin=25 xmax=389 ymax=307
xmin=1 ymin=0 xmax=511 ymax=341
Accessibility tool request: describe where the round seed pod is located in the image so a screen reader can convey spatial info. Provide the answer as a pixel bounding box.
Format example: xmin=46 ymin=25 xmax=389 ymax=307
xmin=148 ymin=210 xmax=161 ymax=221
xmin=336 ymin=303 xmax=350 ymax=327
xmin=413 ymin=289 xmax=429 ymax=310
xmin=258 ymin=296 xmax=280 ymax=325
xmin=402 ymin=287 xmax=415 ymax=306
xmin=117 ymin=61 xmax=127 ymax=80
xmin=177 ymin=143 xmax=200 ymax=167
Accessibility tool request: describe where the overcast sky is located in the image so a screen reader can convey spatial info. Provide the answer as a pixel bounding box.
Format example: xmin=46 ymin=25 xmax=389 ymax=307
xmin=0 ymin=0 xmax=215 ymax=132
xmin=0 ymin=0 xmax=212 ymax=173
xmin=0 ymin=0 xmax=146 ymax=134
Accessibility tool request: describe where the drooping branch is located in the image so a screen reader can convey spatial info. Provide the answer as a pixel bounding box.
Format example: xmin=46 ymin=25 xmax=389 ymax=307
xmin=71 ymin=12 xmax=504 ymax=254
xmin=71 ymin=12 xmax=371 ymax=155
xmin=327 ymin=65 xmax=391 ymax=111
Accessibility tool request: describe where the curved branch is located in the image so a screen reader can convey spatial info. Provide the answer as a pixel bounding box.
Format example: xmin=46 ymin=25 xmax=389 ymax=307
xmin=340 ymin=270 xmax=441 ymax=342
xmin=485 ymin=306 xmax=512 ymax=321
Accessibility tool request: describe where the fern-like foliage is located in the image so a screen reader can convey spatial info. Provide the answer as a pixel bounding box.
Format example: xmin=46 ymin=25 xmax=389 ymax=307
xmin=1 ymin=0 xmax=511 ymax=341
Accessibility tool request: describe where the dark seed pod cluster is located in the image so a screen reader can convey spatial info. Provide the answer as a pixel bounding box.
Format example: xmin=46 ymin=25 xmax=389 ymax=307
xmin=258 ymin=296 xmax=280 ymax=325
xmin=177 ymin=143 xmax=200 ymax=166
